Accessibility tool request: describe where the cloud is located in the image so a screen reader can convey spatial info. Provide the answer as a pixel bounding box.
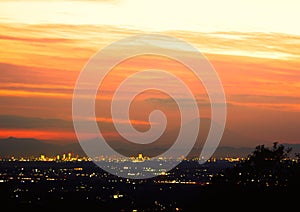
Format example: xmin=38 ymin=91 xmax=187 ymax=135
xmin=0 ymin=115 xmax=72 ymax=130
xmin=0 ymin=35 xmax=72 ymax=43
xmin=0 ymin=63 xmax=77 ymax=98
xmin=0 ymin=114 xmax=155 ymax=130
xmin=167 ymin=30 xmax=300 ymax=60
xmin=145 ymin=97 xmax=232 ymax=108
xmin=231 ymin=94 xmax=300 ymax=104
xmin=95 ymin=117 xmax=155 ymax=125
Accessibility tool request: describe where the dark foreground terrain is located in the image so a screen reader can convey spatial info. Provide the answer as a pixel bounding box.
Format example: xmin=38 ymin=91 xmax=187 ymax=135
xmin=1 ymin=143 xmax=299 ymax=210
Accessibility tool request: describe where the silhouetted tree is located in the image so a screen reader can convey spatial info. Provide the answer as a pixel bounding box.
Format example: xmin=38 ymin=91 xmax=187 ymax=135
xmin=210 ymin=142 xmax=300 ymax=196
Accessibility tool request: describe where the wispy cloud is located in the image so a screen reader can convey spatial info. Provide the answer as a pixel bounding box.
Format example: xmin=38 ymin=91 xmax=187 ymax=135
xmin=0 ymin=35 xmax=72 ymax=43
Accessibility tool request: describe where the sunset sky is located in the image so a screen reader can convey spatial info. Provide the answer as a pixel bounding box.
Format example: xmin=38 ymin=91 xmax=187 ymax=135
xmin=0 ymin=0 xmax=300 ymax=148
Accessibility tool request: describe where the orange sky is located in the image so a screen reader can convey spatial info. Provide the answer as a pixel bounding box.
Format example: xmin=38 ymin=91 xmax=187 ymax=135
xmin=0 ymin=1 xmax=300 ymax=147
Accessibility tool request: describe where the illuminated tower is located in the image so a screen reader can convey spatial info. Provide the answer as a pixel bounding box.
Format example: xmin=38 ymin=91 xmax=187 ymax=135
xmin=40 ymin=154 xmax=45 ymax=161
xmin=138 ymin=153 xmax=143 ymax=160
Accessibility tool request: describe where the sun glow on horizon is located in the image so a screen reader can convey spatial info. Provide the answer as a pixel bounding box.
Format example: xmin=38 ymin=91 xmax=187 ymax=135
xmin=0 ymin=0 xmax=300 ymax=35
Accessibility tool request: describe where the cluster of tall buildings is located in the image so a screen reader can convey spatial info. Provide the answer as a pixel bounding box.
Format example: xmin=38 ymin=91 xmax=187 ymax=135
xmin=39 ymin=153 xmax=91 ymax=161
